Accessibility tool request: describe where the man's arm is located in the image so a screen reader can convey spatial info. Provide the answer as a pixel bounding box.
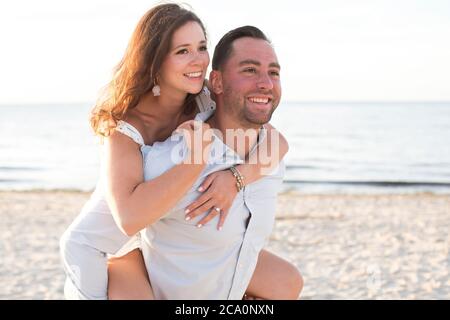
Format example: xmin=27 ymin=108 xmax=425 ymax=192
xmin=235 ymin=123 xmax=288 ymax=184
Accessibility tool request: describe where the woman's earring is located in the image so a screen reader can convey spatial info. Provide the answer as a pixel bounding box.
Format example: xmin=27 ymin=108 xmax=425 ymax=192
xmin=152 ymin=78 xmax=161 ymax=96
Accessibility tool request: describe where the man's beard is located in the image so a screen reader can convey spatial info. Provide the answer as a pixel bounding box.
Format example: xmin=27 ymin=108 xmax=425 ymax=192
xmin=223 ymin=87 xmax=278 ymax=127
xmin=242 ymin=99 xmax=276 ymax=125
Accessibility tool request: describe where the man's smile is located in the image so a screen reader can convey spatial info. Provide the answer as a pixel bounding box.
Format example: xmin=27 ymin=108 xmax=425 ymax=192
xmin=246 ymin=95 xmax=273 ymax=111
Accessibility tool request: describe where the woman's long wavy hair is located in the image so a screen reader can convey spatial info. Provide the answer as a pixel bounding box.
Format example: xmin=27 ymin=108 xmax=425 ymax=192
xmin=90 ymin=3 xmax=207 ymax=137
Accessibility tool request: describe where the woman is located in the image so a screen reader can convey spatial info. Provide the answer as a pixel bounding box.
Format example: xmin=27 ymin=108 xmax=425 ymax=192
xmin=60 ymin=3 xmax=302 ymax=300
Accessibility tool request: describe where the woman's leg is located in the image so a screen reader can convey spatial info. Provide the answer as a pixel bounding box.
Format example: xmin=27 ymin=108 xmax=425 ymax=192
xmin=107 ymin=248 xmax=154 ymax=300
xmin=60 ymin=234 xmax=109 ymax=300
xmin=244 ymin=249 xmax=303 ymax=300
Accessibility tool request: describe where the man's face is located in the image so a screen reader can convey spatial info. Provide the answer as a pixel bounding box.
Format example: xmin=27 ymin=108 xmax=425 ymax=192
xmin=220 ymin=37 xmax=281 ymax=127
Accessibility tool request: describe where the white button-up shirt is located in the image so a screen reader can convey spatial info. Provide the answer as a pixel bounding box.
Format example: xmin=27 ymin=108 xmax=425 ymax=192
xmin=139 ymin=109 xmax=285 ymax=299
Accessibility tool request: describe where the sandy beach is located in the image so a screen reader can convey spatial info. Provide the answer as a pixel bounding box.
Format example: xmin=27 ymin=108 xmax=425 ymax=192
xmin=0 ymin=190 xmax=448 ymax=300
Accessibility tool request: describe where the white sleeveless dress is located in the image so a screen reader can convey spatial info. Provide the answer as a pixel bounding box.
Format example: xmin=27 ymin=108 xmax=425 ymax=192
xmin=59 ymin=87 xmax=216 ymax=299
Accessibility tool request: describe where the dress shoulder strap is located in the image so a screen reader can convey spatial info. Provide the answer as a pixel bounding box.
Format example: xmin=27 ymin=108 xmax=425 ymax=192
xmin=195 ymin=86 xmax=216 ymax=112
xmin=116 ymin=120 xmax=145 ymax=146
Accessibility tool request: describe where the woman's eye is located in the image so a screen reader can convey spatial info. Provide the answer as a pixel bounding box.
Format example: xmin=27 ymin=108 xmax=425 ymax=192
xmin=199 ymin=45 xmax=208 ymax=51
xmin=176 ymin=49 xmax=189 ymax=55
xmin=270 ymin=70 xmax=280 ymax=76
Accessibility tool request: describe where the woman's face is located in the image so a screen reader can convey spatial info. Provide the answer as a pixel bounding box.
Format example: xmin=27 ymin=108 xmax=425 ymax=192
xmin=159 ymin=21 xmax=210 ymax=95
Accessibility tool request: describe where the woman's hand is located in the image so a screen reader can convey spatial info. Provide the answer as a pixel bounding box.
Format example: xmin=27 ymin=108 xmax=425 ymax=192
xmin=184 ymin=170 xmax=238 ymax=230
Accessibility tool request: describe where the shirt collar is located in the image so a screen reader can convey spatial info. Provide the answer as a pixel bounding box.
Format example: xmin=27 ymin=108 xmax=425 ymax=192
xmin=195 ymin=110 xmax=267 ymax=163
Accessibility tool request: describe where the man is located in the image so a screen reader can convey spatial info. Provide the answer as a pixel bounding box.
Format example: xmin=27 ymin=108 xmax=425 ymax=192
xmin=207 ymin=25 xmax=303 ymax=300
xmin=108 ymin=26 xmax=303 ymax=300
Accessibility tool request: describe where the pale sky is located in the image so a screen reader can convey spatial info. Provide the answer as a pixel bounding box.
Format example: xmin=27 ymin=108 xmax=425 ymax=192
xmin=0 ymin=0 xmax=449 ymax=104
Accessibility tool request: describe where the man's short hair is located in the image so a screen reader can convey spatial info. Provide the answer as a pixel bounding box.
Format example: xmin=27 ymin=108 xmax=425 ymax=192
xmin=212 ymin=26 xmax=270 ymax=71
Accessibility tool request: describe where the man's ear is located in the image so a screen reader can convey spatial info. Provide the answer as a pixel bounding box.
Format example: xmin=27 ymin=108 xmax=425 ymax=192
xmin=209 ymin=70 xmax=223 ymax=95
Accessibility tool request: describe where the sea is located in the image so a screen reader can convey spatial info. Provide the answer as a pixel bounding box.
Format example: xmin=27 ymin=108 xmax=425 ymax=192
xmin=1 ymin=101 xmax=450 ymax=194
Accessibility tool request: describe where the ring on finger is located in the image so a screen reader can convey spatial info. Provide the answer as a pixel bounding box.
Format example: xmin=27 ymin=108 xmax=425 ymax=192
xmin=214 ymin=207 xmax=221 ymax=213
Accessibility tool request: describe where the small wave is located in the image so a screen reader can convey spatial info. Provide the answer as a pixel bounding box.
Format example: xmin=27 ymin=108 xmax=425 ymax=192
xmin=0 ymin=178 xmax=38 ymax=183
xmin=0 ymin=166 xmax=43 ymax=171
xmin=284 ymin=180 xmax=450 ymax=187
xmin=286 ymin=165 xmax=318 ymax=170
xmin=409 ymin=162 xmax=450 ymax=168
